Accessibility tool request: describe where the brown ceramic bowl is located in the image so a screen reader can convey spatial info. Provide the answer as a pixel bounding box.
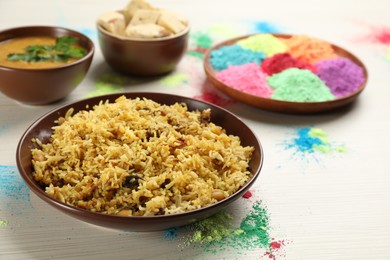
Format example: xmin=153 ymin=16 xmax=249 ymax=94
xmin=16 ymin=92 xmax=263 ymax=231
xmin=97 ymin=22 xmax=190 ymax=76
xmin=204 ymin=34 xmax=368 ymax=114
xmin=0 ymin=26 xmax=94 ymax=105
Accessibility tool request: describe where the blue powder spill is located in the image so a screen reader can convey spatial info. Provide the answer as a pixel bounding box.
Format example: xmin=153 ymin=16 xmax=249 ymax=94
xmin=164 ymin=227 xmax=178 ymax=239
xmin=210 ymin=44 xmax=265 ymax=71
xmin=250 ymin=21 xmax=283 ymax=34
xmin=290 ymin=128 xmax=323 ymax=153
xmin=78 ymin=27 xmax=97 ymax=40
xmin=0 ymin=165 xmax=30 ymax=201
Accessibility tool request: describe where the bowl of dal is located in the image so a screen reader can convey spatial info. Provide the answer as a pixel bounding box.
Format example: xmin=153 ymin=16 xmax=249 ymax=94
xmin=0 ymin=26 xmax=94 ymax=105
xmin=16 ymin=92 xmax=263 ymax=231
xmin=204 ymin=33 xmax=368 ymax=114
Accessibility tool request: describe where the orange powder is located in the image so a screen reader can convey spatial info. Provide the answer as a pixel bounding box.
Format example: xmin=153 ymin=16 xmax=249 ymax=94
xmin=282 ymin=35 xmax=337 ymax=63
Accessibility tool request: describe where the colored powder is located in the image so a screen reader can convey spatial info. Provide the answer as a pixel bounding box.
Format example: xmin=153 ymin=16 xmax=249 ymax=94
xmin=183 ymin=201 xmax=273 ymax=254
xmin=85 ymin=82 xmax=124 ymax=98
xmin=315 ymin=57 xmax=365 ymax=97
xmin=261 ymin=53 xmax=316 ymax=76
xmin=286 ymin=127 xmax=347 ymax=154
xmin=267 ymin=68 xmax=335 ymax=102
xmin=236 ymin=34 xmax=287 ymax=57
xmin=0 ymin=220 xmax=9 ymax=228
xmin=193 ymin=91 xmax=234 ymax=107
xmin=210 ymin=44 xmax=265 ymax=71
xmin=283 ymin=35 xmax=337 ymax=63
xmin=85 ymin=73 xmax=128 ymax=98
xmin=160 ymin=73 xmax=188 ymax=87
xmin=188 ymin=32 xmax=213 ymax=59
xmin=216 ymin=62 xmax=273 ymax=98
xmin=0 ymin=165 xmax=30 ymax=201
xmin=251 ymin=21 xmax=282 ymax=34
xmin=209 ymin=24 xmax=240 ymax=39
xmin=386 ymin=46 xmax=390 ymax=61
xmin=367 ymin=26 xmax=390 ymax=45
xmin=164 ymin=227 xmax=178 ymax=239
xmin=243 ymin=191 xmax=252 ymax=199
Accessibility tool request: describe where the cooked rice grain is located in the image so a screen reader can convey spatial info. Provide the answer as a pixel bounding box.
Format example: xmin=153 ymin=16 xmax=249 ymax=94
xmin=31 ymin=96 xmax=254 ymax=216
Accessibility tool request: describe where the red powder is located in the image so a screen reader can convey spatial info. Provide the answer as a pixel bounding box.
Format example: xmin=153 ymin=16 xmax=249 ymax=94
xmin=243 ymin=191 xmax=253 ymax=199
xmin=261 ymin=53 xmax=316 ymax=75
xmin=193 ymin=91 xmax=234 ymax=107
xmin=270 ymin=241 xmax=282 ymax=249
xmin=368 ymin=26 xmax=390 ymax=44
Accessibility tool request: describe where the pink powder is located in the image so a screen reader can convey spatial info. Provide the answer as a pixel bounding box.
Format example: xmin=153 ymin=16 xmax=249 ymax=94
xmin=216 ymin=63 xmax=273 ymax=98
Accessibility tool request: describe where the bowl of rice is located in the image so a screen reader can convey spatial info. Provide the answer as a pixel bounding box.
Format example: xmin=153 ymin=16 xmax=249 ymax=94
xmin=16 ymin=92 xmax=263 ymax=231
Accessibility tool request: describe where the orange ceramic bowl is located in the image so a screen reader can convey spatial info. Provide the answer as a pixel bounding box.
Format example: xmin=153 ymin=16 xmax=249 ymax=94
xmin=0 ymin=26 xmax=94 ymax=105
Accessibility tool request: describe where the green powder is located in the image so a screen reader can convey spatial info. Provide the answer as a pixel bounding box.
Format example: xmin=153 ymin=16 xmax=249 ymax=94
xmin=160 ymin=73 xmax=188 ymax=87
xmin=183 ymin=201 xmax=272 ymax=254
xmin=237 ymin=34 xmax=287 ymax=57
xmin=190 ymin=31 xmax=213 ymax=49
xmin=85 ymin=82 xmax=124 ymax=98
xmin=0 ymin=220 xmax=9 ymax=228
xmin=268 ymin=68 xmax=335 ymax=102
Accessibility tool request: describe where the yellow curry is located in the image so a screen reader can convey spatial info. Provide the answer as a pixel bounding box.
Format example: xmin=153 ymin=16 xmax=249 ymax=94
xmin=0 ymin=36 xmax=85 ymax=69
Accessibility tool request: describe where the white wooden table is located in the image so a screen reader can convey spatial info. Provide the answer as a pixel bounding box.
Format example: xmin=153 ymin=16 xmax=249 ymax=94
xmin=1 ymin=0 xmax=390 ymax=259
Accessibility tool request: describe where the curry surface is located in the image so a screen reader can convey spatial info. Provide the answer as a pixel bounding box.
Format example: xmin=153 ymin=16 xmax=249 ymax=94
xmin=0 ymin=36 xmax=79 ymax=69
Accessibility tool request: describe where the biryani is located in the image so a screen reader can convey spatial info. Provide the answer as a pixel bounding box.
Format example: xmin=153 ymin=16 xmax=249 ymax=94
xmin=31 ymin=96 xmax=254 ymax=216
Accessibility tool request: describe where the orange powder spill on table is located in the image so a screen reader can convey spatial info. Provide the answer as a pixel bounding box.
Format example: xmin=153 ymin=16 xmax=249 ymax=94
xmin=282 ymin=35 xmax=337 ymax=63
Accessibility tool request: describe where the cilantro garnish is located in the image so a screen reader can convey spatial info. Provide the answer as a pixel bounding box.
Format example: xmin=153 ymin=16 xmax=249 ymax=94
xmin=7 ymin=36 xmax=87 ymax=63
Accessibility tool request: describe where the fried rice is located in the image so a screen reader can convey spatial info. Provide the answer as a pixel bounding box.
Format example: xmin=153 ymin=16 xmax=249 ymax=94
xmin=31 ymin=96 xmax=254 ymax=216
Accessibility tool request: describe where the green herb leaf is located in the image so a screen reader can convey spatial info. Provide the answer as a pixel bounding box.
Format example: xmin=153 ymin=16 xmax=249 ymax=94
xmin=7 ymin=36 xmax=87 ymax=63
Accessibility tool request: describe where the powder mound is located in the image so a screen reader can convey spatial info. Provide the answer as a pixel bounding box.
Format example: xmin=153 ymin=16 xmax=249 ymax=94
xmin=236 ymin=34 xmax=287 ymax=57
xmin=210 ymin=44 xmax=265 ymax=71
xmin=267 ymin=68 xmax=335 ymax=102
xmin=315 ymin=57 xmax=365 ymax=97
xmin=216 ymin=62 xmax=273 ymax=98
xmin=261 ymin=53 xmax=316 ymax=76
xmin=282 ymin=35 xmax=337 ymax=63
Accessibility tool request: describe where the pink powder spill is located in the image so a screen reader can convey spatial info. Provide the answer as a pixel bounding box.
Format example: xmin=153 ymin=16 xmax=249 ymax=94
xmin=243 ymin=191 xmax=253 ymax=199
xmin=216 ymin=62 xmax=273 ymax=98
xmin=193 ymin=90 xmax=234 ymax=107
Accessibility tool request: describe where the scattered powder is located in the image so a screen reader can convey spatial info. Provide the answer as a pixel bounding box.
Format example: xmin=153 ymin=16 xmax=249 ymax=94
xmin=0 ymin=220 xmax=9 ymax=228
xmin=85 ymin=73 xmax=128 ymax=98
xmin=216 ymin=62 xmax=273 ymax=98
xmin=315 ymin=57 xmax=365 ymax=97
xmin=237 ymin=34 xmax=287 ymax=57
xmin=243 ymin=191 xmax=252 ymax=199
xmin=210 ymin=44 xmax=265 ymax=71
xmin=250 ymin=21 xmax=282 ymax=34
xmin=209 ymin=24 xmax=240 ymax=39
xmin=164 ymin=227 xmax=178 ymax=239
xmin=0 ymin=165 xmax=30 ymax=201
xmin=282 ymin=35 xmax=337 ymax=63
xmin=286 ymin=127 xmax=347 ymax=154
xmin=267 ymin=68 xmax=335 ymax=102
xmin=193 ymin=90 xmax=234 ymax=107
xmin=167 ymin=201 xmax=286 ymax=257
xmin=261 ymin=53 xmax=316 ymax=76
xmin=160 ymin=73 xmax=188 ymax=87
xmin=188 ymin=32 xmax=213 ymax=59
xmin=386 ymin=46 xmax=390 ymax=61
xmin=365 ymin=26 xmax=390 ymax=45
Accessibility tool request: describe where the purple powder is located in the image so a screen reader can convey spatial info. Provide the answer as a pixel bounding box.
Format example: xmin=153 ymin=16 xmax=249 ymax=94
xmin=315 ymin=57 xmax=365 ymax=97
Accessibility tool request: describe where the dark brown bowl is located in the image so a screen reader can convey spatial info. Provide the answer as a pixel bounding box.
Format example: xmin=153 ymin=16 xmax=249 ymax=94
xmin=16 ymin=92 xmax=263 ymax=231
xmin=0 ymin=26 xmax=94 ymax=105
xmin=97 ymin=23 xmax=189 ymax=76
xmin=204 ymin=34 xmax=368 ymax=114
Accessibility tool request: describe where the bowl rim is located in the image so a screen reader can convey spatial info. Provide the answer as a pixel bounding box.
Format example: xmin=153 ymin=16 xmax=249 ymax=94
xmin=0 ymin=25 xmax=95 ymax=71
xmin=16 ymin=92 xmax=264 ymax=221
xmin=203 ymin=33 xmax=369 ymax=114
xmin=96 ymin=22 xmax=190 ymax=42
